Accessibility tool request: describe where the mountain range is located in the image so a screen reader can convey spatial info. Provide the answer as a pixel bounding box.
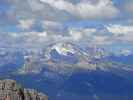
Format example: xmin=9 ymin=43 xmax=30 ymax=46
xmin=0 ymin=42 xmax=133 ymax=100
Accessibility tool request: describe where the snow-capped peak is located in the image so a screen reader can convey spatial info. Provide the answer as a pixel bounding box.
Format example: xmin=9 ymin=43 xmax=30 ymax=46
xmin=120 ymin=49 xmax=132 ymax=56
xmin=51 ymin=43 xmax=76 ymax=56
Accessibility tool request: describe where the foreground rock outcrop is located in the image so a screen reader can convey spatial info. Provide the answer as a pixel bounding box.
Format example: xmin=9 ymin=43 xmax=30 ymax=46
xmin=0 ymin=79 xmax=48 ymax=100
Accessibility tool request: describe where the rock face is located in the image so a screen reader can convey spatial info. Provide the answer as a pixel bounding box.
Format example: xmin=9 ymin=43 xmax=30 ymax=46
xmin=0 ymin=79 xmax=48 ymax=100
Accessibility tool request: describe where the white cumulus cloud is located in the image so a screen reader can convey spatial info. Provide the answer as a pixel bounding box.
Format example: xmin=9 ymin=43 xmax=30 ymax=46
xmin=18 ymin=19 xmax=35 ymax=30
xmin=39 ymin=0 xmax=119 ymax=19
xmin=106 ymin=24 xmax=133 ymax=35
xmin=69 ymin=28 xmax=97 ymax=41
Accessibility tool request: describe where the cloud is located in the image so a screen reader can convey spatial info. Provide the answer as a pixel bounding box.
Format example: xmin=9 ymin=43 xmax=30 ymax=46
xmin=1 ymin=0 xmax=133 ymax=52
xmin=69 ymin=30 xmax=82 ymax=41
xmin=91 ymin=36 xmax=111 ymax=45
xmin=106 ymin=24 xmax=133 ymax=35
xmin=1 ymin=24 xmax=133 ymax=48
xmin=41 ymin=20 xmax=63 ymax=32
xmin=0 ymin=27 xmax=97 ymax=48
xmin=69 ymin=28 xmax=97 ymax=41
xmin=120 ymin=0 xmax=133 ymax=18
xmin=106 ymin=24 xmax=133 ymax=43
xmin=18 ymin=19 xmax=35 ymax=30
xmin=11 ymin=0 xmax=73 ymax=22
xmin=124 ymin=1 xmax=133 ymax=14
xmin=40 ymin=0 xmax=119 ymax=19
xmin=5 ymin=0 xmax=119 ymax=24
xmin=115 ymin=34 xmax=133 ymax=42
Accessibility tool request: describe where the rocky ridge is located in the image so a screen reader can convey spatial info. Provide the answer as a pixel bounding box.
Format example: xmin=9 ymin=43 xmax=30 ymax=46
xmin=0 ymin=79 xmax=48 ymax=100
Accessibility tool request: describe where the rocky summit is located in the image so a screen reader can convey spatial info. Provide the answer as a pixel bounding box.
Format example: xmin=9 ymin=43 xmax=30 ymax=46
xmin=0 ymin=79 xmax=48 ymax=100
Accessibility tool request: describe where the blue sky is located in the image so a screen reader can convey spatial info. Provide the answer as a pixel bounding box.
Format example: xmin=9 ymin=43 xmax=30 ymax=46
xmin=0 ymin=0 xmax=133 ymax=52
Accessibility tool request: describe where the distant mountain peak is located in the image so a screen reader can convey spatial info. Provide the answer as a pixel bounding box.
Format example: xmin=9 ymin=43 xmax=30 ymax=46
xmin=51 ymin=42 xmax=76 ymax=56
xmin=17 ymin=42 xmax=114 ymax=75
xmin=119 ymin=49 xmax=132 ymax=56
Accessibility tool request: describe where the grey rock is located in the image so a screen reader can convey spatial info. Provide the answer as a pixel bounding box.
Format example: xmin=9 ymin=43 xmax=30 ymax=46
xmin=0 ymin=79 xmax=48 ymax=100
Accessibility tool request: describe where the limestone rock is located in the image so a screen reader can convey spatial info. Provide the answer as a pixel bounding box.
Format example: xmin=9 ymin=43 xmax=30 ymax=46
xmin=0 ymin=79 xmax=48 ymax=100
